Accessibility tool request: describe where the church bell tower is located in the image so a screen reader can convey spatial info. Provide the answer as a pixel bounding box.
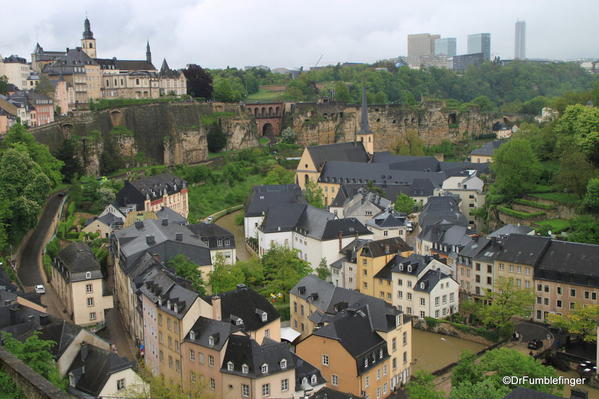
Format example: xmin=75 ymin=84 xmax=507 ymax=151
xmin=81 ymin=17 xmax=97 ymax=58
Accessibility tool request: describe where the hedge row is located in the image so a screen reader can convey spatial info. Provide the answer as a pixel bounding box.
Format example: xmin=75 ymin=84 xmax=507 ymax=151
xmin=498 ymin=206 xmax=546 ymax=219
xmin=512 ymin=198 xmax=556 ymax=210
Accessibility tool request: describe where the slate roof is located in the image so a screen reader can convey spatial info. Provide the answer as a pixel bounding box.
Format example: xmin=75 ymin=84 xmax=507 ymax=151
xmin=487 ymin=224 xmax=534 ymax=238
xmin=217 ymin=285 xmax=280 ymax=332
xmin=291 ymin=275 xmax=402 ymax=333
xmin=502 ymin=387 xmax=565 ymax=399
xmin=38 ymin=319 xmax=85 ymax=359
xmin=307 ymin=142 xmax=369 ymax=169
xmin=95 ymin=58 xmax=156 ymax=71
xmin=140 ymin=268 xmax=201 ymax=320
xmin=84 ymin=212 xmax=123 ymax=229
xmin=292 ymin=353 xmax=326 ymax=392
xmin=42 ymin=48 xmax=97 ymax=76
xmin=314 ymin=218 xmax=371 ymax=241
xmin=536 ymin=240 xmax=599 ymax=287
xmin=331 ymin=181 xmax=434 ymax=207
xmin=116 ymin=173 xmax=186 ymax=209
xmin=319 ymin=161 xmax=446 ymax=187
xmin=55 ymin=242 xmax=102 ymax=282
xmin=294 ymin=205 xmax=336 ymax=239
xmin=155 ymin=207 xmax=186 ymax=225
xmin=366 ymin=209 xmax=409 ymax=229
xmin=360 ymin=237 xmax=412 ymax=258
xmin=159 ymin=59 xmax=181 ymax=78
xmin=418 ymin=196 xmax=468 ymax=230
xmin=68 ymin=345 xmax=133 ymax=397
xmin=261 ymin=203 xmax=307 ymax=233
xmin=312 ymin=305 xmax=388 ymax=369
xmin=187 ymin=222 xmax=236 ymax=250
xmin=419 ymin=223 xmax=473 ymax=251
xmin=184 ymin=317 xmax=239 ymax=350
xmin=414 ymin=269 xmax=451 ymax=293
xmin=337 ymin=239 xmax=372 ymax=265
xmin=494 ymin=234 xmax=550 ymax=266
xmin=221 ymin=335 xmax=294 ymax=378
xmin=0 ymin=304 xmax=47 ymax=340
xmin=245 ymin=184 xmax=305 ymax=218
xmin=389 ymin=254 xmax=436 ymax=276
xmin=470 ymin=139 xmax=507 ymax=157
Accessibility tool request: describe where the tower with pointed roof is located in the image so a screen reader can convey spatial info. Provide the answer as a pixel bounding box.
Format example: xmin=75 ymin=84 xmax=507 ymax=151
xmin=81 ymin=17 xmax=96 ymax=58
xmin=146 ymin=41 xmax=152 ymax=64
xmin=356 ymin=87 xmax=374 ymax=155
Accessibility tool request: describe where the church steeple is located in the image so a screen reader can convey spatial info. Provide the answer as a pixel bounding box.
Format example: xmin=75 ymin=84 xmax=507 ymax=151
xmin=81 ymin=17 xmax=96 ymax=58
xmin=356 ymin=87 xmax=374 ymax=155
xmin=146 ymin=41 xmax=152 ymax=64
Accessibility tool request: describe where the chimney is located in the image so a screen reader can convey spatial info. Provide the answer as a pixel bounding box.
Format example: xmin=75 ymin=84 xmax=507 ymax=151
xmin=211 ymin=296 xmax=222 ymax=321
xmin=162 ymin=218 xmax=168 ymax=226
xmin=146 ymin=235 xmax=155 ymax=245
xmin=80 ymin=343 xmax=89 ymax=362
xmin=135 ymin=221 xmax=144 ymax=230
xmin=175 ymin=233 xmax=183 ymax=241
xmin=338 ymin=231 xmax=343 ymax=251
xmin=39 ymin=314 xmax=50 ymax=326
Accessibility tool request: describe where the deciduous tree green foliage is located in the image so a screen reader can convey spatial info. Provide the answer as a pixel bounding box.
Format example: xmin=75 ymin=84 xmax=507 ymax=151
xmin=0 ymin=75 xmax=8 ymax=95
xmin=452 ymin=351 xmax=483 ymax=388
xmin=213 ymin=77 xmax=245 ymax=102
xmin=56 ymin=136 xmax=83 ymax=182
xmin=209 ymin=254 xmax=245 ymax=294
xmin=70 ymin=176 xmax=122 ymax=213
xmin=583 ymin=178 xmax=599 ymax=212
xmin=491 ymin=138 xmax=541 ymax=200
xmin=393 ymin=131 xmax=425 ymax=156
xmin=394 ymin=193 xmax=416 ymax=214
xmin=479 ymin=277 xmax=534 ymax=336
xmin=568 ymin=215 xmax=599 ymax=244
xmin=182 ymin=64 xmax=213 ymax=99
xmin=261 ymin=246 xmax=312 ymax=302
xmin=333 ymin=81 xmax=352 ymax=103
xmin=262 ymin=165 xmax=294 ymax=185
xmin=548 ymin=305 xmax=599 ymax=343
xmin=1 ymin=332 xmax=66 ymax=390
xmin=304 ymin=181 xmax=325 ymax=208
xmin=316 ymin=258 xmax=331 ymax=280
xmin=555 ymin=152 xmax=597 ymax=197
xmin=124 ymin=365 xmax=210 ymax=399
xmin=472 ymin=95 xmax=495 ymax=112
xmin=406 ymin=371 xmax=445 ymax=399
xmin=449 ymin=379 xmax=510 ymax=399
xmin=0 ymin=369 xmax=23 ymax=398
xmin=554 ymin=104 xmax=599 ymax=166
xmin=34 ymin=75 xmax=55 ymax=98
xmin=207 ymin=125 xmax=227 ymax=153
xmin=167 ymin=254 xmax=206 ymax=295
xmin=280 ymin=127 xmax=297 ymax=144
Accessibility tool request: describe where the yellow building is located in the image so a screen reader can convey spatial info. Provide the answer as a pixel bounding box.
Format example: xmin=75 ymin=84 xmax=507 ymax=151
xmin=356 ymin=237 xmax=413 ymax=298
xmin=51 ymin=242 xmax=113 ymax=326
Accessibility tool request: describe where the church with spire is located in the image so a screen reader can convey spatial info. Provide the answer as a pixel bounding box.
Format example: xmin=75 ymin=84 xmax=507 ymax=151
xmin=30 ymin=17 xmax=186 ymax=112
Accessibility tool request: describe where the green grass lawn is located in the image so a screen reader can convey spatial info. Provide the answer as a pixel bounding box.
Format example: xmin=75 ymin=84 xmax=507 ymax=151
xmin=529 ymin=192 xmax=580 ymax=205
xmin=246 ymin=89 xmax=287 ymax=102
xmin=535 ymin=219 xmax=571 ymax=233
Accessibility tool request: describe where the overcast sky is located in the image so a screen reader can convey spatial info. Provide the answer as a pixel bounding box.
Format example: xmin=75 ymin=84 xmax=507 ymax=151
xmin=1 ymin=0 xmax=598 ymax=70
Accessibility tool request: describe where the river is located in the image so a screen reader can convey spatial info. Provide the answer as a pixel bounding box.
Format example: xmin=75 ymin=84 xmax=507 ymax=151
xmin=412 ymin=329 xmax=487 ymax=372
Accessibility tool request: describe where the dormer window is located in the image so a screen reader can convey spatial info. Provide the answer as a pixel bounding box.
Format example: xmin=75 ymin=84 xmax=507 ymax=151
xmin=261 ymin=312 xmax=268 ymax=322
xmin=302 ymin=377 xmax=308 ymax=386
xmin=407 ymin=265 xmax=412 ymax=272
xmin=236 ymin=318 xmax=243 ymax=326
xmin=242 ymin=364 xmax=249 ymax=374
xmin=261 ymin=363 xmax=268 ymax=374
xmin=280 ymin=359 xmax=287 ymax=369
xmin=189 ymin=330 xmax=195 ymax=340
xmin=420 ymin=282 xmax=425 ymax=289
xmin=379 ymin=349 xmax=383 ymax=359
xmin=227 ymin=361 xmax=234 ymax=371
xmin=364 ymin=358 xmax=369 ymax=368
xmin=208 ymin=336 xmax=214 ymax=347
xmin=85 ymin=271 xmax=91 ymax=279
xmin=311 ymin=375 xmax=317 ymax=385
xmin=399 ymin=265 xmax=403 ymax=271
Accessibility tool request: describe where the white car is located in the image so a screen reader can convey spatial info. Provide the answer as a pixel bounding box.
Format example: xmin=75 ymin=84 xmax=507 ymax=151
xmin=35 ymin=284 xmax=46 ymax=294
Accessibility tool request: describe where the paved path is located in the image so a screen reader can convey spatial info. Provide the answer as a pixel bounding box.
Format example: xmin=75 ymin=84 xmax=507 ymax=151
xmin=216 ymin=210 xmax=253 ymax=261
xmin=17 ymin=192 xmax=69 ymax=320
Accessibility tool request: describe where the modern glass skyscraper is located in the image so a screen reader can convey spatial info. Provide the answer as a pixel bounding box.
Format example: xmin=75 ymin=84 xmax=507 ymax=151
xmin=515 ymin=20 xmax=526 ymax=59
xmin=467 ymin=33 xmax=491 ymax=60
xmin=434 ymin=38 xmax=457 ymax=57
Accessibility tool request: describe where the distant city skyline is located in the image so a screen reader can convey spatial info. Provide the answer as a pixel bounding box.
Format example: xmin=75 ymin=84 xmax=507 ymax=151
xmin=0 ymin=0 xmax=597 ymax=69
xmin=515 ymin=20 xmax=527 ymax=59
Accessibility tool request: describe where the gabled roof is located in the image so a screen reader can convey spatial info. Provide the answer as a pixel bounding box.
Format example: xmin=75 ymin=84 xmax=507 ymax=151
xmin=38 ymin=319 xmax=84 ymax=359
xmin=185 ymin=317 xmax=239 ymax=350
xmin=221 ymin=335 xmax=294 ymax=378
xmin=140 ymin=268 xmax=201 ymax=320
xmin=187 ymin=223 xmax=235 ymax=250
xmin=261 ymin=203 xmax=307 ymax=233
xmin=470 ymin=139 xmax=507 ymax=157
xmin=319 ymin=161 xmax=446 ymax=187
xmin=418 ymin=196 xmax=468 ymax=230
xmin=536 ymin=240 xmax=599 ymax=286
xmin=56 ymin=242 xmax=102 ymax=282
xmin=155 ymin=207 xmax=186 ymax=225
xmin=217 ymin=285 xmax=279 ymax=332
xmin=487 ymin=224 xmax=534 ymax=238
xmin=312 ymin=387 xmax=365 ymax=399
xmin=389 ymin=254 xmax=435 ymax=276
xmin=68 ymin=345 xmax=133 ymax=396
xmin=360 ymin=237 xmax=411 ymax=258
xmin=414 ymin=269 xmax=452 ymax=293
xmin=116 ymin=173 xmax=186 ymax=207
xmin=245 ymin=184 xmax=305 ymax=218
xmin=494 ymin=234 xmax=550 ymax=266
xmin=95 ymin=58 xmax=156 ymax=71
xmin=312 ymin=306 xmax=386 ymax=360
xmin=307 ymin=142 xmax=369 ymax=170
xmin=292 ymin=353 xmax=325 ymax=392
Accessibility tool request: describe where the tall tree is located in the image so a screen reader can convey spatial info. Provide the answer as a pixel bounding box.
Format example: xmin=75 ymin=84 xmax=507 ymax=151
xmin=316 ymin=258 xmax=331 ymax=280
xmin=333 ymin=81 xmax=352 ymax=103
xmin=261 ymin=246 xmax=311 ymax=302
xmin=394 ymin=193 xmax=416 ymax=214
xmin=209 ymin=254 xmax=245 ymax=294
xmin=167 ymin=254 xmax=206 ymax=295
xmin=182 ymin=64 xmax=213 ymax=99
xmin=479 ymin=277 xmax=534 ymax=336
xmin=491 ymin=138 xmax=541 ymax=200
xmin=0 ymin=75 xmax=8 ymax=95
xmin=450 ymin=379 xmax=510 ymax=399
xmin=555 ymin=151 xmax=596 ymax=197
xmin=568 ymin=215 xmax=599 ymax=244
xmin=304 ymin=181 xmax=325 ymax=208
xmin=548 ymin=304 xmax=599 ymax=342
xmin=406 ymin=371 xmax=445 ymax=399
xmin=583 ymin=178 xmax=599 ymax=212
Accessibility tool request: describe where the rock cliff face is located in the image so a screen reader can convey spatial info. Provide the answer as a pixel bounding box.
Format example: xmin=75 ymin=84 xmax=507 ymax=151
xmin=30 ymin=100 xmax=493 ymax=175
xmin=288 ymin=101 xmax=491 ymax=149
xmin=30 ymin=102 xmax=257 ymax=175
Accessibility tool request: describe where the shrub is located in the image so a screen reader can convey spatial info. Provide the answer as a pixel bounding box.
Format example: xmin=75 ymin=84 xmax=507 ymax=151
xmin=498 ymin=206 xmax=545 ymax=219
xmin=512 ymin=198 xmax=556 ymax=210
xmin=234 ymin=212 xmax=245 ymax=225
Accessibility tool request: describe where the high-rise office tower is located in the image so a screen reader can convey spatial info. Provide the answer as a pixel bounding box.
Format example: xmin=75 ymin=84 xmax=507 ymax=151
xmin=467 ymin=33 xmax=491 ymax=60
xmin=408 ymin=33 xmax=440 ymax=66
xmin=434 ymin=37 xmax=457 ymax=57
xmin=515 ymin=20 xmax=526 ymax=59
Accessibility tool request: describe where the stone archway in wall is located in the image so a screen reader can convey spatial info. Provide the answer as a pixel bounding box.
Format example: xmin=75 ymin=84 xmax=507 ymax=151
xmin=109 ymin=109 xmax=124 ymax=126
xmin=262 ymin=123 xmax=274 ymax=138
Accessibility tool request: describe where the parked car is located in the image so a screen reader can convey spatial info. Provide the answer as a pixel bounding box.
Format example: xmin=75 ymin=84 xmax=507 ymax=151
xmin=527 ymin=339 xmax=543 ymax=350
xmin=35 ymin=284 xmax=46 ymax=294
